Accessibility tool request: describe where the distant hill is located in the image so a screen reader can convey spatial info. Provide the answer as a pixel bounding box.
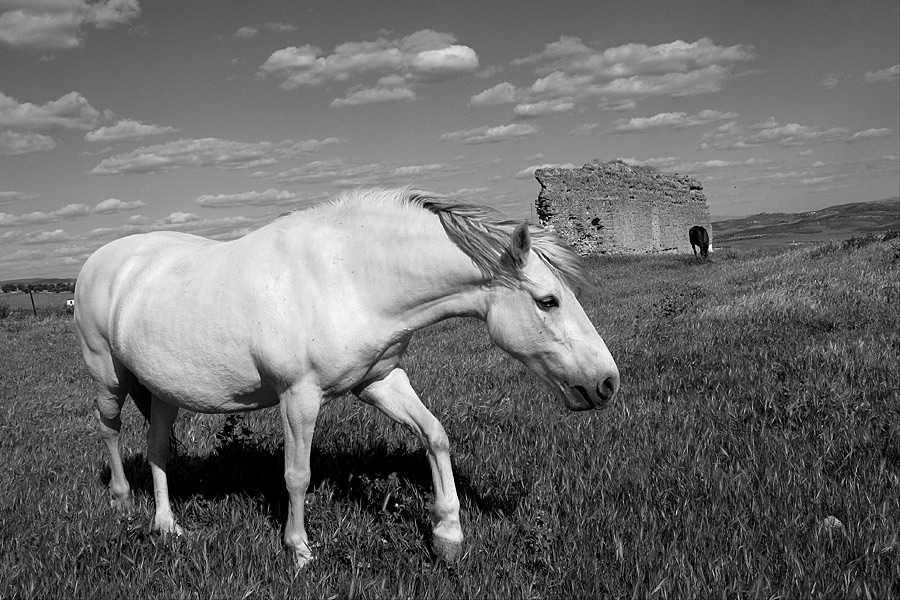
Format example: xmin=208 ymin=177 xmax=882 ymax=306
xmin=0 ymin=277 xmax=76 ymax=287
xmin=712 ymin=197 xmax=899 ymax=248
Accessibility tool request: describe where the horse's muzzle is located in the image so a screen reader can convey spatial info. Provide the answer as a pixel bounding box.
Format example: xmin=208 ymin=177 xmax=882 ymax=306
xmin=571 ymin=373 xmax=619 ymax=411
xmin=598 ymin=374 xmax=619 ymax=402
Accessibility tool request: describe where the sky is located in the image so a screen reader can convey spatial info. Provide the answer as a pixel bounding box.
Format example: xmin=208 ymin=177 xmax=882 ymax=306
xmin=0 ymin=0 xmax=898 ymax=279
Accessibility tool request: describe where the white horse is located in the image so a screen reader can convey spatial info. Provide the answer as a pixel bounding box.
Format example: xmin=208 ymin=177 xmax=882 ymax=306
xmin=74 ymin=188 xmax=619 ymax=567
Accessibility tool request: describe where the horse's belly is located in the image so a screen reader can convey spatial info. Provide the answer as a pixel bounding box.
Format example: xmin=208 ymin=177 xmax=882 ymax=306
xmin=126 ymin=351 xmax=278 ymax=413
xmin=112 ymin=313 xmax=277 ymax=413
xmin=156 ymin=383 xmax=279 ymax=413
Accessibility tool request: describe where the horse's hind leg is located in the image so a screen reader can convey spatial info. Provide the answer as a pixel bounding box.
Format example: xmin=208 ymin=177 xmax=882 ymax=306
xmin=147 ymin=394 xmax=182 ymax=535
xmin=95 ymin=388 xmax=133 ymax=509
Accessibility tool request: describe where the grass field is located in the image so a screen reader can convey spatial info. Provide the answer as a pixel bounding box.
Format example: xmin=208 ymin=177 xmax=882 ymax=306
xmin=1 ymin=236 xmax=898 ymax=599
xmin=0 ymin=291 xmax=74 ymax=318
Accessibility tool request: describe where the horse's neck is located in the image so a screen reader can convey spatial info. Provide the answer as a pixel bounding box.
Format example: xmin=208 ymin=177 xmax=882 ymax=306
xmin=354 ymin=214 xmax=492 ymax=329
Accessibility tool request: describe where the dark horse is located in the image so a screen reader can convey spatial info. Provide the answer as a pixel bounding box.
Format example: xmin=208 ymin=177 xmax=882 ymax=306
xmin=689 ymin=225 xmax=710 ymax=258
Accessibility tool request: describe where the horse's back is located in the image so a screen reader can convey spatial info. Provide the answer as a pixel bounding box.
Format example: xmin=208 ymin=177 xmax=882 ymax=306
xmin=688 ymin=226 xmax=710 ymax=258
xmin=689 ymin=226 xmax=709 ymax=245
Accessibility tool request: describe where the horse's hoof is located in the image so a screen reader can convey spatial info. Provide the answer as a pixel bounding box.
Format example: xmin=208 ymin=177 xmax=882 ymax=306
xmin=151 ymin=517 xmax=184 ymax=537
xmin=110 ymin=496 xmax=134 ymax=511
xmin=294 ymin=550 xmax=315 ymax=569
xmin=432 ymin=535 xmax=463 ymax=562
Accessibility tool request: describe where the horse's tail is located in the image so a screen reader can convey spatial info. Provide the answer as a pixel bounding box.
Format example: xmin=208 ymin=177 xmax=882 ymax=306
xmin=130 ymin=379 xmax=152 ymax=422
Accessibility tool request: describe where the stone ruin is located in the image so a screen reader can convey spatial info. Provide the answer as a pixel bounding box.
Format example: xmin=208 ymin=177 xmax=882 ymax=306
xmin=534 ymin=158 xmax=712 ymax=255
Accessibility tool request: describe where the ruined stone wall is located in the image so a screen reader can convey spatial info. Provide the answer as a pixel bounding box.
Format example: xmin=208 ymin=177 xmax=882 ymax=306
xmin=535 ymin=159 xmax=712 ymax=255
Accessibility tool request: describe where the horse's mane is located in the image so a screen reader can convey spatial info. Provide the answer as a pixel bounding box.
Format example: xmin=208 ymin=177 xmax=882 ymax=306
xmin=285 ymin=188 xmax=590 ymax=291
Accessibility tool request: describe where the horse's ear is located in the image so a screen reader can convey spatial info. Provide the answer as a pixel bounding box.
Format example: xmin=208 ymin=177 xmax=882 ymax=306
xmin=509 ymin=222 xmax=531 ymax=268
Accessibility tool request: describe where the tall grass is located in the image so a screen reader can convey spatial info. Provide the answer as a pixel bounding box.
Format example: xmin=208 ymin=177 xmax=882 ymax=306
xmin=1 ymin=236 xmax=898 ymax=598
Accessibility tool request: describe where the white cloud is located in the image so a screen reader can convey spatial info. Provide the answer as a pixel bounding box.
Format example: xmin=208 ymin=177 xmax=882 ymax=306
xmin=85 ymin=118 xmax=180 ymax=142
xmin=863 ymin=64 xmax=899 ymax=83
xmin=0 ymin=197 xmax=145 ymax=227
xmin=258 ymin=29 xmax=479 ymax=105
xmin=0 ymin=0 xmax=141 ymax=50
xmin=0 ymin=248 xmax=44 ymax=263
xmin=847 ymin=128 xmax=893 ymax=142
xmin=441 ymin=187 xmax=491 ymax=200
xmin=475 ymin=64 xmax=503 ymax=79
xmin=570 ymin=123 xmax=601 ymax=136
xmin=711 ymin=155 xmax=898 ymax=193
xmin=258 ymin=45 xmax=322 ymax=83
xmin=663 ymin=158 xmax=773 ymax=174
xmin=78 ymin=212 xmax=271 ymax=244
xmin=195 ymin=188 xmax=307 ymax=208
xmin=164 ymin=212 xmax=199 ymax=225
xmin=0 ymin=190 xmax=39 ymax=205
xmin=512 ymin=98 xmax=575 ymax=119
xmin=235 ymin=22 xmax=297 ymax=38
xmin=262 ymin=22 xmax=297 ymax=33
xmin=285 ymin=137 xmax=342 ymax=153
xmin=90 ymin=138 xmax=278 ymax=174
xmin=619 ymin=156 xmax=680 ymax=169
xmin=89 ymin=136 xmax=341 ymax=175
xmin=514 ymin=162 xmax=578 ymax=179
xmin=0 ymin=91 xmax=101 ymax=130
xmin=0 ymin=203 xmax=88 ymax=227
xmin=818 ymin=73 xmax=840 ymax=89
xmin=262 ymin=159 xmax=344 ymax=184
xmin=266 ymin=158 xmax=460 ymax=187
xmin=409 ymin=45 xmax=478 ymax=82
xmin=515 ymin=36 xmax=754 ymax=75
xmin=608 ymin=109 xmax=738 ymax=133
xmin=91 ymin=197 xmax=145 ymax=213
xmin=50 ymin=244 xmax=90 ymax=257
xmin=594 ymin=65 xmax=736 ymax=98
xmin=749 ymin=117 xmax=779 ymax=130
xmin=700 ymin=118 xmax=891 ymax=150
xmin=20 ymin=228 xmax=68 ymax=245
xmin=0 ymin=130 xmax=56 ymax=155
xmin=440 ymin=123 xmax=538 ymax=145
xmin=331 ymin=85 xmax=416 ymax=107
xmin=468 ymin=82 xmax=519 ymax=107
xmin=474 ymin=37 xmax=754 ymax=120
xmin=602 ymin=100 xmax=637 ymax=111
xmin=797 ymin=176 xmax=835 ymax=185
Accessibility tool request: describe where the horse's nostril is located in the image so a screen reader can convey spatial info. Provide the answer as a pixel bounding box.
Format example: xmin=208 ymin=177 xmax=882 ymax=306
xmin=597 ymin=376 xmax=618 ymax=401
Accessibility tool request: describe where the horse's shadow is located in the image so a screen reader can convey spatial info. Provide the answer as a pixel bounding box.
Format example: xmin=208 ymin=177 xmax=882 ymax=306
xmin=107 ymin=434 xmax=526 ymax=536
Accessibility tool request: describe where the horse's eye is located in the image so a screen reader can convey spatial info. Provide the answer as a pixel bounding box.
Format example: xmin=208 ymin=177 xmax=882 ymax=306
xmin=537 ymin=295 xmax=559 ymax=310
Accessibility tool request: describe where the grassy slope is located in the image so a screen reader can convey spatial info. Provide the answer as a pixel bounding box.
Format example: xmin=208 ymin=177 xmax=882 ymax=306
xmin=713 ymin=198 xmax=899 ymax=249
xmin=1 ymin=237 xmax=898 ymax=599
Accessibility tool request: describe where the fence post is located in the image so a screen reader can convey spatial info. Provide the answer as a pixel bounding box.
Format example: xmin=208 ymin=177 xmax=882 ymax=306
xmin=28 ymin=288 xmax=37 ymax=317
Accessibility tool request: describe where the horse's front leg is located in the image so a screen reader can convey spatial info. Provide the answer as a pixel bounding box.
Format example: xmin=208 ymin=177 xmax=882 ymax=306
xmin=148 ymin=395 xmax=182 ymax=535
xmin=356 ymin=368 xmax=463 ymax=561
xmin=279 ymin=381 xmax=322 ymax=568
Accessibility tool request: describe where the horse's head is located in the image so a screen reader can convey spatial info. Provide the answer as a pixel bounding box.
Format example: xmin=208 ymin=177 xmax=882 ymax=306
xmin=484 ymin=223 xmax=620 ymax=411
